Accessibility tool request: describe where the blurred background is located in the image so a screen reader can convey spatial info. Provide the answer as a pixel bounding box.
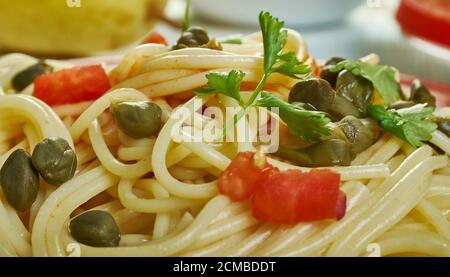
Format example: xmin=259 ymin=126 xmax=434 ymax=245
xmin=0 ymin=0 xmax=449 ymax=84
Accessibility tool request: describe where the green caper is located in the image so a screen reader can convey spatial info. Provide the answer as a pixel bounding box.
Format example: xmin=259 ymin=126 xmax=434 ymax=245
xmin=388 ymin=100 xmax=416 ymax=110
xmin=320 ymin=57 xmax=346 ymax=88
xmin=360 ymin=118 xmax=382 ymax=139
xmin=111 ymin=101 xmax=162 ymax=139
xmin=410 ymin=79 xmax=436 ymax=107
xmin=278 ymin=123 xmax=316 ymax=150
xmin=175 ymin=33 xmax=201 ymax=49
xmin=338 ymin=116 xmax=380 ymax=154
xmin=0 ymin=149 xmax=39 ymax=211
xmin=275 ymin=139 xmax=354 ymax=167
xmin=434 ymin=117 xmax=450 ymax=137
xmin=329 ymin=93 xmax=363 ymax=120
xmin=305 ymin=139 xmax=355 ymax=166
xmin=69 ymin=210 xmax=121 ymax=247
xmin=274 ymin=146 xmax=314 ymax=166
xmin=32 ymin=137 xmax=77 ymax=186
xmin=11 ymin=61 xmax=52 ymax=92
xmin=288 ymin=78 xmax=363 ymax=121
xmin=336 ymin=70 xmax=374 ymax=114
xmin=174 ymin=26 xmax=210 ymax=50
xmin=187 ymin=27 xmax=210 ymax=44
xmin=288 ymin=78 xmax=336 ymax=112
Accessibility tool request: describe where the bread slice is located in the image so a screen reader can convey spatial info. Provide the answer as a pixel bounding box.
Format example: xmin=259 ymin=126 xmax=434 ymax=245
xmin=0 ymin=0 xmax=167 ymax=56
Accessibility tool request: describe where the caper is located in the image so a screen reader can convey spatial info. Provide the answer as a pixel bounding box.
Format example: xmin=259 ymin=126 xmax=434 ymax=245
xmin=360 ymin=118 xmax=382 ymax=139
xmin=0 ymin=149 xmax=39 ymax=211
xmin=111 ymin=101 xmax=162 ymax=139
xmin=336 ymin=70 xmax=374 ymax=114
xmin=31 ymin=137 xmax=77 ymax=186
xmin=305 ymin=139 xmax=355 ymax=166
xmin=329 ymin=93 xmax=363 ymax=120
xmin=187 ymin=27 xmax=210 ymax=44
xmin=274 ymin=146 xmax=314 ymax=166
xmin=435 ymin=117 xmax=450 ymax=137
xmin=11 ymin=61 xmax=52 ymax=92
xmin=338 ymin=116 xmax=380 ymax=154
xmin=278 ymin=123 xmax=316 ymax=150
xmin=174 ymin=26 xmax=210 ymax=50
xmin=288 ymin=78 xmax=335 ymax=112
xmin=320 ymin=57 xmax=346 ymax=88
xmin=288 ymin=78 xmax=362 ymax=121
xmin=69 ymin=210 xmax=121 ymax=247
xmin=275 ymin=139 xmax=354 ymax=167
xmin=388 ymin=100 xmax=416 ymax=110
xmin=410 ymin=79 xmax=436 ymax=107
xmin=175 ymin=33 xmax=201 ymax=49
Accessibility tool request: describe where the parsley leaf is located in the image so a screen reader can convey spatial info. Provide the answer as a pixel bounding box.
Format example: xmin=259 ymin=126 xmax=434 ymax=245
xmin=330 ymin=60 xmax=401 ymax=105
xmin=273 ymin=52 xmax=311 ymax=78
xmin=182 ymin=0 xmax=191 ymax=32
xmin=194 ymin=70 xmax=246 ymax=105
xmin=367 ymin=104 xmax=437 ymax=148
xmin=259 ymin=12 xmax=309 ymax=78
xmin=219 ymin=35 xmax=243 ymax=45
xmin=245 ymin=12 xmax=311 ymax=106
xmin=259 ymin=11 xmax=286 ymax=73
xmin=256 ymin=92 xmax=331 ymax=141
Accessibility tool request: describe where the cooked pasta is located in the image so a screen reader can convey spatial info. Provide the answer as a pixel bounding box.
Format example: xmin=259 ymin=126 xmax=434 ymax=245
xmin=0 ymin=17 xmax=449 ymax=258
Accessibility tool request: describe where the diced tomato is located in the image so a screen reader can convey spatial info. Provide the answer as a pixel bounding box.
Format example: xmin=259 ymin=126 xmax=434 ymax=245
xmin=141 ymin=32 xmax=168 ymax=45
xmin=397 ymin=0 xmax=450 ymax=47
xmin=33 ymin=65 xmax=111 ymax=106
xmin=218 ymin=152 xmax=279 ymax=201
xmin=252 ymin=169 xmax=345 ymax=224
xmin=335 ymin=191 xmax=347 ymax=220
xmin=218 ymin=152 xmax=347 ymax=224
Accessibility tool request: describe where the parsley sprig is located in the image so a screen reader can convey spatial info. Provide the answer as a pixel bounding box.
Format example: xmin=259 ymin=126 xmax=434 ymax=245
xmin=194 ymin=12 xmax=329 ymax=141
xmin=367 ymin=104 xmax=437 ymax=147
xmin=246 ymin=12 xmax=310 ymax=106
xmin=219 ymin=35 xmax=243 ymax=45
xmin=195 ymin=70 xmax=246 ymax=106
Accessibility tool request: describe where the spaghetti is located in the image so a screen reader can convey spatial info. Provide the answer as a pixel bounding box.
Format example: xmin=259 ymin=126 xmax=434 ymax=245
xmin=0 ymin=25 xmax=449 ymax=257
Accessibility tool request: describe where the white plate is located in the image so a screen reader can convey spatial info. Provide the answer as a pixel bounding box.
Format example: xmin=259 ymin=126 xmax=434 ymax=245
xmin=192 ymin=0 xmax=363 ymax=26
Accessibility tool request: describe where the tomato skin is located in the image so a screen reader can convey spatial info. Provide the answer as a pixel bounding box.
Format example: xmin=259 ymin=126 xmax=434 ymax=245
xmin=252 ymin=169 xmax=345 ymax=224
xmin=335 ymin=190 xmax=347 ymax=220
xmin=252 ymin=170 xmax=304 ymax=224
xmin=142 ymin=32 xmax=168 ymax=45
xmin=33 ymin=65 xmax=110 ymax=106
xmin=296 ymin=169 xmax=342 ymax=222
xmin=218 ymin=152 xmax=278 ymax=202
xmin=397 ymin=0 xmax=450 ymax=47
